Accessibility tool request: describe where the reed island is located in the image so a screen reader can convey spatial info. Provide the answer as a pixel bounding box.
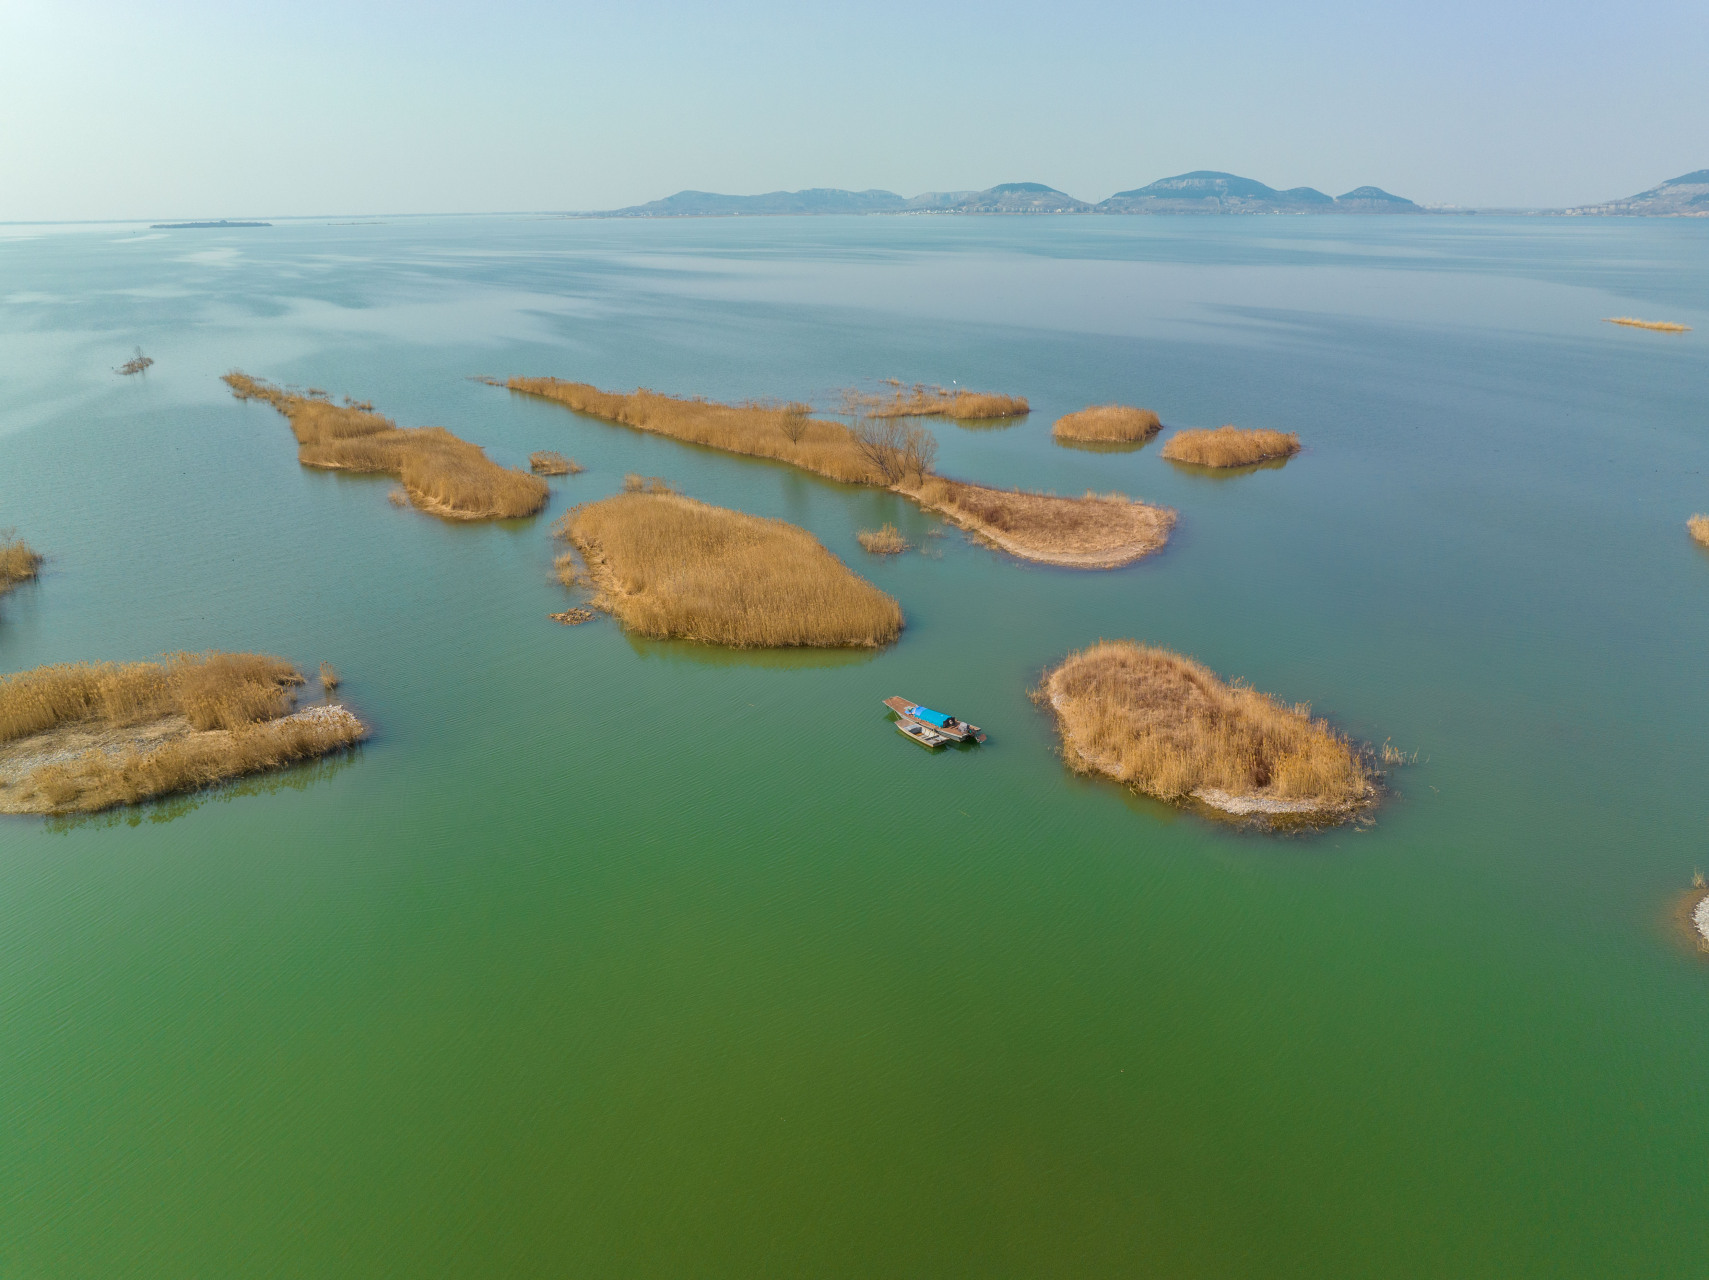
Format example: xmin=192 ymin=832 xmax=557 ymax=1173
xmin=556 ymin=486 xmax=902 ymax=648
xmin=0 ymin=652 xmax=366 ymax=815
xmin=1052 ymin=405 xmax=1162 ymax=445
xmin=839 ymin=381 xmax=1029 ymax=420
xmin=1689 ymin=515 xmax=1709 ymax=548
xmin=1161 ymin=425 xmax=1301 ymax=468
xmin=1604 ymin=317 xmax=1691 ymax=333
xmin=1039 ymin=641 xmax=1374 ymax=824
xmin=503 ymin=379 xmax=1174 ymax=568
xmin=227 ymin=374 xmax=547 ymax=520
xmin=0 ymin=532 xmax=43 ymax=600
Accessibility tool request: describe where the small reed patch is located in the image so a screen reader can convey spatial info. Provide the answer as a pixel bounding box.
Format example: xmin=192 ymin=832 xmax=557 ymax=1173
xmin=1690 ymin=515 xmax=1709 ymax=548
xmin=530 ymin=450 xmax=582 ymax=475
xmin=1161 ymin=425 xmax=1301 ymax=468
xmin=1053 ymin=405 xmax=1162 ymax=444
xmin=549 ymin=608 xmax=594 ymax=625
xmin=0 ymin=531 xmax=44 ymax=597
xmin=1040 ymin=640 xmax=1373 ymax=823
xmin=226 ymin=373 xmax=548 ymax=520
xmin=1604 ymin=317 xmax=1691 ymax=333
xmin=558 ymin=491 xmax=902 ymax=648
xmin=857 ymin=523 xmax=910 ymax=554
xmin=116 ymin=347 xmax=154 ymax=376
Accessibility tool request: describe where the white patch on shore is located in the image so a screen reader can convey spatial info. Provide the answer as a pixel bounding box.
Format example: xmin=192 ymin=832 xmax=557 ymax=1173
xmin=1192 ymin=787 xmax=1332 ymax=816
xmin=1693 ymin=894 xmax=1709 ymax=947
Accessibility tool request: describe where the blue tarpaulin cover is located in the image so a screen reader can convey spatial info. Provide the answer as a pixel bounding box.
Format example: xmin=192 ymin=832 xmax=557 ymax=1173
xmin=911 ymin=706 xmax=954 ymax=727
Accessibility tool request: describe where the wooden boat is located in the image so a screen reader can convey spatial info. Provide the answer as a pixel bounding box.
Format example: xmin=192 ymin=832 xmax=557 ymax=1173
xmin=882 ymin=696 xmax=987 ymax=744
xmin=895 ymin=716 xmax=951 ymax=749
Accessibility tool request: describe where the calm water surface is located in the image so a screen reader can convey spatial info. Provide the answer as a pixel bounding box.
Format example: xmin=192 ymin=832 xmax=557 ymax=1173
xmin=2 ymin=214 xmax=1707 ymax=1276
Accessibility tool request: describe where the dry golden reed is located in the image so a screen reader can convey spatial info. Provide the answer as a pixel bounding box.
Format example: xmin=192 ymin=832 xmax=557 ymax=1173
xmin=1042 ymin=641 xmax=1372 ymax=813
xmin=1604 ymin=317 xmax=1691 ymax=333
xmin=1690 ymin=515 xmax=1709 ymax=548
xmin=529 ymin=450 xmax=582 ymax=475
xmin=226 ymin=373 xmax=547 ymax=520
xmin=505 ymin=378 xmax=1175 ymax=566
xmin=1053 ymin=405 xmax=1162 ymax=444
xmin=857 ymin=523 xmax=909 ymax=554
xmin=842 ymin=381 xmax=1029 ymax=420
xmin=0 ymin=531 xmax=43 ymax=596
xmin=558 ymin=491 xmax=902 ymax=648
xmin=1 ymin=652 xmax=303 ymax=744
xmin=1160 ymin=425 xmax=1301 ymax=468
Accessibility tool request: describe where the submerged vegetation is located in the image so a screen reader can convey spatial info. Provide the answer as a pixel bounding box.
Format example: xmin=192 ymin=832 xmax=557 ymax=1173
xmin=1040 ymin=641 xmax=1373 ymax=822
xmin=1161 ymin=425 xmax=1301 ymax=468
xmin=556 ymin=491 xmax=902 ymax=648
xmin=504 ymin=378 xmax=1173 ymax=566
xmin=226 ymin=373 xmax=547 ymax=520
xmin=840 ymin=381 xmax=1030 ymax=421
xmin=857 ymin=523 xmax=910 ymax=554
xmin=0 ymin=531 xmax=43 ymax=597
xmin=1604 ymin=317 xmax=1691 ymax=333
xmin=0 ymin=652 xmax=366 ymax=815
xmin=1689 ymin=515 xmax=1709 ymax=548
xmin=1052 ymin=405 xmax=1162 ymax=444
xmin=529 ymin=450 xmax=582 ymax=475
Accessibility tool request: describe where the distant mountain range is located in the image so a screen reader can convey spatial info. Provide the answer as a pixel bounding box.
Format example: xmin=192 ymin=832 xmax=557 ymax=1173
xmin=599 ymin=172 xmax=1421 ymax=218
xmin=1564 ymin=170 xmax=1709 ymax=217
xmin=589 ymin=168 xmax=1709 ymax=218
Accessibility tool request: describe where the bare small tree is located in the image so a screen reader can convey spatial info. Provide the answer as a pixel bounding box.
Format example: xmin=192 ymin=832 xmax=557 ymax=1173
xmin=853 ymin=416 xmax=938 ymax=485
xmin=779 ymin=402 xmax=810 ymax=444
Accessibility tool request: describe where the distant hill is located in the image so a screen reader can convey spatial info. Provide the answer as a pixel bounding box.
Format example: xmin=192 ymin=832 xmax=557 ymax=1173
xmin=906 ymin=182 xmax=1091 ymax=214
xmin=596 ymin=173 xmax=1420 ymax=217
xmin=1566 ymin=170 xmax=1709 ymax=217
xmin=1097 ymin=172 xmax=1419 ymax=214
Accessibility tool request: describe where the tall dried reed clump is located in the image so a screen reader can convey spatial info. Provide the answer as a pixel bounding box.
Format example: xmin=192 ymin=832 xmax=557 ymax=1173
xmin=0 ymin=531 xmax=43 ymax=596
xmin=0 ymin=652 xmax=366 ymax=814
xmin=857 ymin=523 xmax=909 ymax=554
xmin=530 ymin=451 xmax=582 ymax=475
xmin=1690 ymin=515 xmax=1709 ymax=548
xmin=506 ymin=378 xmax=1172 ymax=565
xmin=1160 ymin=425 xmax=1301 ymax=468
xmin=1052 ymin=405 xmax=1162 ymax=444
xmin=842 ymin=381 xmax=1029 ymax=420
xmin=227 ymin=373 xmax=547 ymax=520
xmin=1604 ymin=317 xmax=1691 ymax=333
xmin=1042 ymin=641 xmax=1372 ymax=814
xmin=559 ymin=492 xmax=902 ymax=648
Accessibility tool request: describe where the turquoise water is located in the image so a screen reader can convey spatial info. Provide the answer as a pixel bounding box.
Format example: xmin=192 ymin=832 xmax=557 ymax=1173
xmin=2 ymin=214 xmax=1707 ymax=1276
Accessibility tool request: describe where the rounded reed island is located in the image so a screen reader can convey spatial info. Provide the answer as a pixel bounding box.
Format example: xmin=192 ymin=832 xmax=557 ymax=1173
xmin=1039 ymin=640 xmax=1373 ymax=823
xmin=0 ymin=652 xmax=366 ymax=815
xmin=1161 ymin=425 xmax=1301 ymax=468
xmin=557 ymin=490 xmax=903 ymax=648
xmin=1052 ymin=405 xmax=1162 ymax=445
xmin=1689 ymin=515 xmax=1709 ymax=548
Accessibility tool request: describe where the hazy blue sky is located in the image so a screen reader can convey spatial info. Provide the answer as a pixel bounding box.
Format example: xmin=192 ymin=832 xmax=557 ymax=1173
xmin=3 ymin=0 xmax=1705 ymax=220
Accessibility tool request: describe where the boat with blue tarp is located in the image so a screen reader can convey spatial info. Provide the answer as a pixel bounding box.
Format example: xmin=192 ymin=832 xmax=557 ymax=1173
xmin=882 ymin=696 xmax=988 ymax=745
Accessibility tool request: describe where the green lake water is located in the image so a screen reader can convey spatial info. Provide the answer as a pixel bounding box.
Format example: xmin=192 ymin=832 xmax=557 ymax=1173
xmin=2 ymin=214 xmax=1706 ymax=1276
